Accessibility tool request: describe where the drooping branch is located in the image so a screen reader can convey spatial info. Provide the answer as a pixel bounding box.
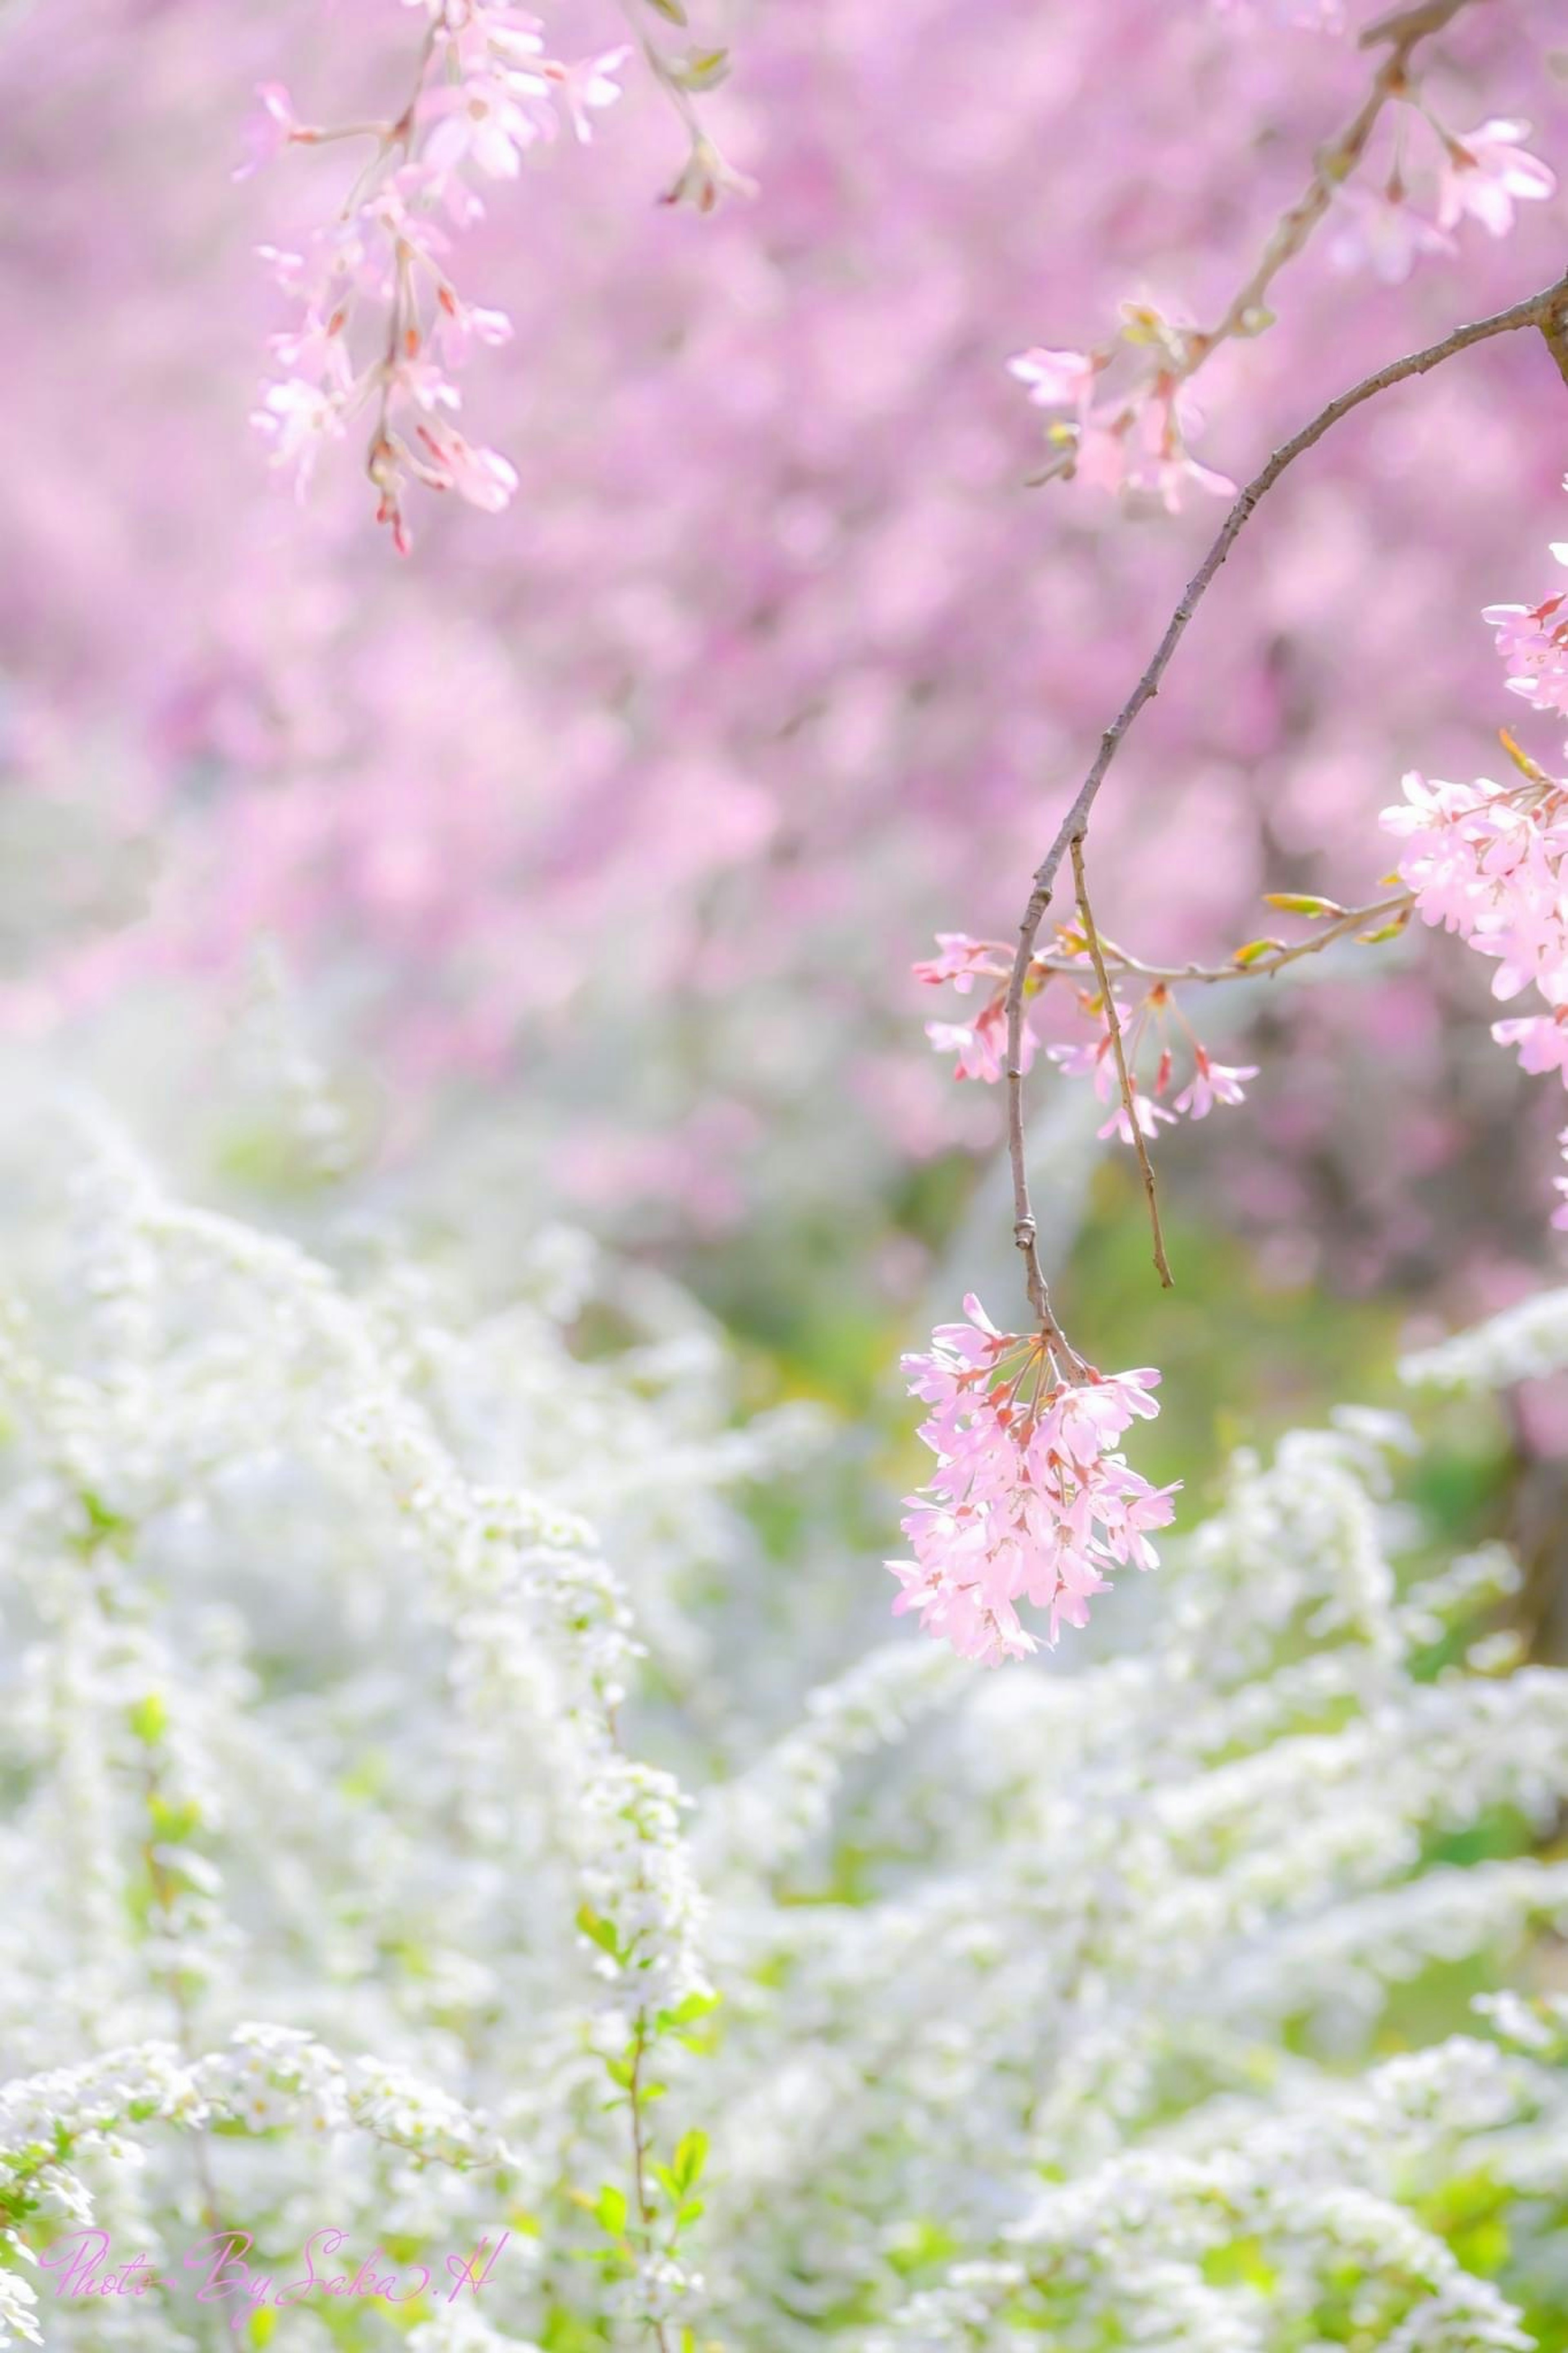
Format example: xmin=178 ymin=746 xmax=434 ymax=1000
xmin=1070 ymin=834 xmax=1174 ymax=1292
xmin=1004 ymin=271 xmax=1568 ymax=1334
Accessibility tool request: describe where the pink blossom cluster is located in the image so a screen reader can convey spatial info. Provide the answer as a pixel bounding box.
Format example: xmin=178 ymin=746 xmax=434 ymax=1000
xmin=1381 ymin=755 xmax=1568 ymax=1222
xmin=915 ymin=935 xmax=1257 ymax=1141
xmin=887 ymin=1296 xmax=1179 ymax=1664
xmin=914 ymin=933 xmax=1032 ymax=1085
xmin=1328 ymin=117 xmax=1555 ymax=284
xmin=1008 ymin=335 xmax=1236 ymax=512
xmin=1485 ymin=531 xmax=1568 ymax=718
xmin=1047 ymin=1000 xmax=1259 ymax=1145
xmin=247 ymin=2 xmax=631 ymax=550
xmin=1010 ymin=115 xmax=1553 ymax=501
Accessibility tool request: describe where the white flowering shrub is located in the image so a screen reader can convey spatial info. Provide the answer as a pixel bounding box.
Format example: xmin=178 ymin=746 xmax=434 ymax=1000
xmin=1 ymin=1126 xmax=1566 ymax=2351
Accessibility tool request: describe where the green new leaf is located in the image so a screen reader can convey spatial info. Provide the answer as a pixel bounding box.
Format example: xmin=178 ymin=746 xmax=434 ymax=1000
xmin=148 ymin=1793 xmax=201 ymax=1843
xmin=595 ymin=2185 xmax=629 ymax=2240
xmin=1262 ymin=893 xmax=1344 ymax=919
xmin=669 ymin=47 xmax=731 ymax=91
xmin=1356 ymin=914 xmax=1410 ymax=945
xmin=644 ymin=0 xmax=688 ymax=20
xmin=127 ymin=1693 xmax=168 ymax=1747
xmin=657 ymin=1991 xmax=721 ymax=2032
xmin=672 ymin=2129 xmax=708 ymax=2193
xmin=576 ymin=1904 xmax=624 ymax=1965
xmin=1232 ymin=938 xmax=1286 ymax=968
xmin=1499 ymin=726 xmax=1549 ymax=785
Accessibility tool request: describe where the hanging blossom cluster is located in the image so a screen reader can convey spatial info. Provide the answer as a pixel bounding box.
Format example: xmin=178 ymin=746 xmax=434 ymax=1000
xmin=1383 ymin=758 xmax=1568 ymax=1102
xmin=1384 ymin=543 xmax=1568 ymax=1230
xmin=886 ymin=1295 xmax=1179 ymax=1665
xmin=1326 ymin=112 xmax=1556 ymax=285
xmin=245 ymin=0 xmax=746 ymax=551
xmin=1008 ymin=66 xmax=1554 ymax=506
xmin=1486 ymin=526 xmax=1568 ymax=718
xmin=916 ymin=931 xmax=1261 ymax=1143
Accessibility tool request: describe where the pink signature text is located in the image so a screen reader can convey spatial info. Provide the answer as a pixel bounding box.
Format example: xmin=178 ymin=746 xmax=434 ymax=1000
xmin=40 ymin=2226 xmax=510 ymax=2332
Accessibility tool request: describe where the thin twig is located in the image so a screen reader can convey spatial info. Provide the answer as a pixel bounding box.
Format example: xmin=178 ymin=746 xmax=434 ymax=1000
xmin=1070 ymin=834 xmax=1174 ymax=1290
xmin=1004 ymin=270 xmax=1568 ymax=1329
xmin=627 ymin=2018 xmax=673 ymax=2353
xmin=140 ymin=1762 xmax=221 ymax=2234
xmin=1042 ymin=890 xmax=1413 ymax=986
xmin=1359 ymin=0 xmax=1492 ymax=49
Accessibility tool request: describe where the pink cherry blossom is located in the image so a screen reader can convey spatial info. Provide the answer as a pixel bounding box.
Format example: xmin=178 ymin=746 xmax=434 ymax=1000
xmin=1072 ymin=417 xmax=1136 ymax=495
xmin=1097 ymin=1092 xmax=1178 ymax=1146
xmin=235 ymin=83 xmax=301 ymax=181
xmin=267 ymin=309 xmax=355 ymax=396
xmin=912 ymin=934 xmax=1013 ymax=996
xmin=414 ymin=421 xmax=520 ymax=511
xmin=1435 ymin=119 xmax=1557 ymax=239
xmin=432 ymin=289 xmax=515 ymax=368
xmin=888 ymin=1298 xmax=1178 ymax=1665
xmin=1020 ymin=372 xmax=1236 ymax=510
xmin=1006 ymin=348 xmax=1098 ymax=413
xmin=547 ymin=47 xmax=631 ymax=145
xmin=1046 ymin=1031 xmax=1117 ymax=1090
xmin=661 ymin=135 xmax=758 ymax=215
xmin=1483 ymin=573 xmax=1568 ymax=716
xmin=925 ymin=1009 xmax=1032 ymax=1086
xmin=1493 ymin=1013 xmax=1568 ymax=1082
xmin=1126 ymin=387 xmax=1236 ymax=512
xmin=1326 ymin=181 xmax=1453 ymax=285
xmin=1173 ymin=1050 xmax=1260 ymax=1118
xmin=250 ymin=379 xmax=347 ymax=491
xmin=420 ymin=75 xmax=555 ymax=181
xmin=916 ymin=934 xmax=1040 ymax=1082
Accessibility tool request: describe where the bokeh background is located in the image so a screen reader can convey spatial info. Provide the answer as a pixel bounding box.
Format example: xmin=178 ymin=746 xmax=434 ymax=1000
xmin=3 ymin=0 xmax=1568 ymax=1648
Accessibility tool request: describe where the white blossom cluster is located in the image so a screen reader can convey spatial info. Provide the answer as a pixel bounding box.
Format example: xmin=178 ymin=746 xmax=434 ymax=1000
xmin=0 ymin=1120 xmax=1566 ymax=2347
xmin=1402 ymin=1287 xmax=1568 ymax=1393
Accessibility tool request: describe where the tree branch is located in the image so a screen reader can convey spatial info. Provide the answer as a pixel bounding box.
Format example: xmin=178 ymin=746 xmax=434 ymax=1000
xmin=1032 ymin=888 xmax=1413 ymax=986
xmin=1071 ymin=834 xmax=1174 ymax=1291
xmin=1004 ymin=270 xmax=1568 ymax=1334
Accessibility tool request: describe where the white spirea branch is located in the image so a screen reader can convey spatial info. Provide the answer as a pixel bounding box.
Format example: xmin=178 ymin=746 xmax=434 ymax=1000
xmin=2 ymin=1117 xmax=1568 ymax=2346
